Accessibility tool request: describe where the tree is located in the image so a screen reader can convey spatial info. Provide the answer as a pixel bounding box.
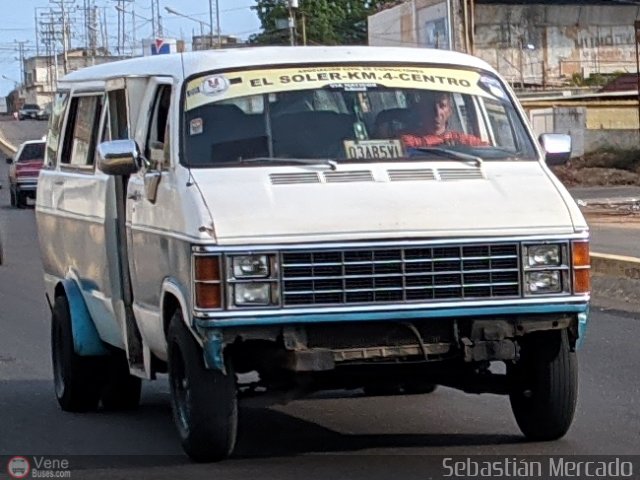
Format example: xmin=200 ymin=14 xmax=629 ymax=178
xmin=250 ymin=0 xmax=394 ymax=46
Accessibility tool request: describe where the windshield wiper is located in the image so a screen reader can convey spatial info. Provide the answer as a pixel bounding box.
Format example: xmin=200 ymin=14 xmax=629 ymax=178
xmin=240 ymin=157 xmax=338 ymax=171
xmin=411 ymin=147 xmax=483 ymax=167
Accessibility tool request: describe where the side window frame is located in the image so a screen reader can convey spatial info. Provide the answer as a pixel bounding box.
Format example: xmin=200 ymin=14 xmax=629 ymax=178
xmin=45 ymin=90 xmax=70 ymax=169
xmin=59 ymin=92 xmax=104 ymax=172
xmin=145 ymin=84 xmax=172 ymax=169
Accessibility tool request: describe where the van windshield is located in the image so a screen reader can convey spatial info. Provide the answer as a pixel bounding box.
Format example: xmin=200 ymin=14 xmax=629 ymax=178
xmin=182 ymin=65 xmax=537 ymax=167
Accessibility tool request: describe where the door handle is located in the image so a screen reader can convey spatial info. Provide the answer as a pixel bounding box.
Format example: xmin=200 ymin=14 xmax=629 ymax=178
xmin=53 ymin=180 xmax=64 ymax=186
xmin=127 ymin=191 xmax=142 ymax=201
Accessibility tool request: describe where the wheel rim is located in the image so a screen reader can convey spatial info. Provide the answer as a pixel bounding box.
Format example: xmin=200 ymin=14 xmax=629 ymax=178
xmin=52 ymin=315 xmax=66 ymax=399
xmin=170 ymin=343 xmax=191 ymax=435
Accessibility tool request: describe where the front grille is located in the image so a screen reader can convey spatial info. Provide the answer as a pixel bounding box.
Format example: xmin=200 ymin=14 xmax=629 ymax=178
xmin=281 ymin=243 xmax=520 ymax=306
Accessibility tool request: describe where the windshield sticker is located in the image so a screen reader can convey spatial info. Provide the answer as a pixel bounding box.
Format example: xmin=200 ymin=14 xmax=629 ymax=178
xmin=189 ymin=118 xmax=204 ymax=136
xmin=185 ymin=66 xmax=491 ymax=111
xmin=344 ymin=139 xmax=405 ymax=160
xmin=202 ymin=75 xmax=231 ymax=96
xmin=478 ymin=75 xmax=507 ymax=100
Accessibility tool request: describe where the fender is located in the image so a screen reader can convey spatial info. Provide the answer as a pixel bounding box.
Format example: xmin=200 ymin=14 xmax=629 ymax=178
xmin=162 ymin=279 xmax=225 ymax=372
xmin=58 ymin=278 xmax=109 ymax=356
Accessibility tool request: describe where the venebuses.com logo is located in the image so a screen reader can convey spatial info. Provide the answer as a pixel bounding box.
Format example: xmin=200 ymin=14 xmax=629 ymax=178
xmin=7 ymin=456 xmax=30 ymax=479
xmin=6 ymin=456 xmax=71 ymax=478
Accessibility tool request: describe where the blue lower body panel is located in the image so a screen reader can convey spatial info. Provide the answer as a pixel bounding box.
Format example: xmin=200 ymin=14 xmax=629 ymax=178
xmin=60 ymin=279 xmax=109 ymax=356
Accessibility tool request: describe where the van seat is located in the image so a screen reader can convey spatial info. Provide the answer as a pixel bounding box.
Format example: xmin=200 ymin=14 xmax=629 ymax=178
xmin=272 ymin=111 xmax=355 ymax=158
xmin=186 ymin=104 xmax=268 ymax=164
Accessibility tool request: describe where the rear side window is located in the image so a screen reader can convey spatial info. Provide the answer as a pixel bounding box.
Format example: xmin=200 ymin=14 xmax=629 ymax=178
xmin=61 ymin=95 xmax=103 ymax=168
xmin=45 ymin=91 xmax=69 ymax=167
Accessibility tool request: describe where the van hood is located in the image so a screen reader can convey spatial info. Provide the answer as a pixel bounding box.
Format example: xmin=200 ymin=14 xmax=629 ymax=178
xmin=191 ymin=162 xmax=578 ymax=245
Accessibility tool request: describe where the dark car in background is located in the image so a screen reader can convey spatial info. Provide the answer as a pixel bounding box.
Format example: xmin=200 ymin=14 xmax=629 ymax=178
xmin=7 ymin=140 xmax=46 ymax=208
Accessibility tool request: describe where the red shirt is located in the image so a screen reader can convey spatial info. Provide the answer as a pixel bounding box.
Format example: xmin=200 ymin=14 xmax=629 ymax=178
xmin=401 ymin=131 xmax=489 ymax=148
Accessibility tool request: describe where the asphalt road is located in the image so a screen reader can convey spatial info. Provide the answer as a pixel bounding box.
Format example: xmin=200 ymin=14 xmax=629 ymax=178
xmin=0 ymin=153 xmax=638 ymax=478
xmin=0 ymin=118 xmax=48 ymax=153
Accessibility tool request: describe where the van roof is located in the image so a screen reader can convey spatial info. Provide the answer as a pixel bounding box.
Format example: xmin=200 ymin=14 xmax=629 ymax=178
xmin=60 ymin=46 xmax=497 ymax=84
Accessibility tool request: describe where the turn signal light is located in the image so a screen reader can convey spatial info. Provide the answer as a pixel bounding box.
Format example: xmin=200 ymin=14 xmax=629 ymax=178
xmin=194 ymin=255 xmax=222 ymax=309
xmin=195 ymin=283 xmax=222 ymax=309
xmin=573 ymin=269 xmax=591 ymax=294
xmin=572 ymin=241 xmax=590 ymax=294
xmin=195 ymin=255 xmax=220 ymax=281
xmin=572 ymin=241 xmax=590 ymax=268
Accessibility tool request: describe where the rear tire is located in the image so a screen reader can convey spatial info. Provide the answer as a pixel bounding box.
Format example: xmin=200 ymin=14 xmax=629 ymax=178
xmin=16 ymin=190 xmax=26 ymax=208
xmin=51 ymin=296 xmax=104 ymax=412
xmin=100 ymin=350 xmax=142 ymax=411
xmin=509 ymin=329 xmax=577 ymax=441
xmin=168 ymin=311 xmax=238 ymax=462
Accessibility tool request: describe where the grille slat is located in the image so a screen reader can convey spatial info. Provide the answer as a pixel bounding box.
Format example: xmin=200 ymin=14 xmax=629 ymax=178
xmin=281 ymin=243 xmax=520 ymax=306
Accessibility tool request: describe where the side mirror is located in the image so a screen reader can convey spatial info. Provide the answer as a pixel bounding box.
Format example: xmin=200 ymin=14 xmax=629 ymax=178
xmin=539 ymin=133 xmax=572 ymax=166
xmin=97 ymin=139 xmax=142 ymax=176
xmin=6 ymin=157 xmax=12 ymax=164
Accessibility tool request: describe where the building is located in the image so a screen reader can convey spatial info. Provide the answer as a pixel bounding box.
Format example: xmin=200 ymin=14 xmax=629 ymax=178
xmin=191 ymin=34 xmax=242 ymax=51
xmin=23 ymin=49 xmax=124 ymax=107
xmin=368 ymin=0 xmax=640 ymax=88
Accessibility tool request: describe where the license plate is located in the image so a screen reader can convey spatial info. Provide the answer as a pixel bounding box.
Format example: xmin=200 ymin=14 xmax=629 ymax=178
xmin=343 ymin=139 xmax=404 ymax=159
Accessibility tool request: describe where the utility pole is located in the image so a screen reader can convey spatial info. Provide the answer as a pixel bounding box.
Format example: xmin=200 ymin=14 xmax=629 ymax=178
xmin=208 ymin=0 xmax=214 ymax=48
xmin=216 ymin=0 xmax=221 ymax=48
xmin=14 ymin=40 xmax=29 ymax=85
xmin=150 ymin=0 xmax=162 ymax=38
xmin=287 ymin=0 xmax=298 ymax=47
xmin=34 ymin=10 xmax=40 ymax=56
xmin=151 ymin=0 xmax=156 ymax=38
xmin=49 ymin=0 xmax=74 ymax=75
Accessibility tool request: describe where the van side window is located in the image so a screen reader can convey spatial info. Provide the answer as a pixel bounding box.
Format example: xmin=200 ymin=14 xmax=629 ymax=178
xmin=146 ymin=85 xmax=171 ymax=166
xmin=45 ymin=91 xmax=69 ymax=167
xmin=61 ymin=95 xmax=103 ymax=167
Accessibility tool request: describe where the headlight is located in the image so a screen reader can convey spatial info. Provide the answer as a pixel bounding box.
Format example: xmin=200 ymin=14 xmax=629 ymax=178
xmin=525 ymin=244 xmax=561 ymax=267
xmin=525 ymin=271 xmax=562 ymax=294
xmin=234 ymin=283 xmax=271 ymax=306
xmin=232 ymin=255 xmax=270 ymax=278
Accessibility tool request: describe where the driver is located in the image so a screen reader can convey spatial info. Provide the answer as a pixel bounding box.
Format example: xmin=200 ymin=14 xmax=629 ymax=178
xmin=401 ymin=91 xmax=488 ymax=148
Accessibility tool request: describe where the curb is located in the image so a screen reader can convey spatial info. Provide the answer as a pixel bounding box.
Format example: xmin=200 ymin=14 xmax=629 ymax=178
xmin=591 ymin=252 xmax=640 ymax=280
xmin=0 ymin=134 xmax=16 ymax=156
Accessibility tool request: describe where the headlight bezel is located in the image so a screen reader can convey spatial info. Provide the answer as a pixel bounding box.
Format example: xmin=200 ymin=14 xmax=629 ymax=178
xmin=225 ymin=252 xmax=280 ymax=309
xmin=521 ymin=242 xmax=571 ymax=297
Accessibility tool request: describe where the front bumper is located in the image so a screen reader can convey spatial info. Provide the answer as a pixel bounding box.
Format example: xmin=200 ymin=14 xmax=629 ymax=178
xmin=15 ymin=180 xmax=38 ymax=191
xmin=197 ymin=299 xmax=590 ymax=372
xmin=194 ymin=296 xmax=590 ymax=328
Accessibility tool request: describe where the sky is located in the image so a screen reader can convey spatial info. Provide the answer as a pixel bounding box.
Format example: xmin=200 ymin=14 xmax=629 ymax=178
xmin=0 ymin=0 xmax=262 ymax=96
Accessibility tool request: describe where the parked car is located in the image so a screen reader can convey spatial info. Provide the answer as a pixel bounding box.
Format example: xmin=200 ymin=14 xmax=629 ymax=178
xmin=18 ymin=103 xmax=46 ymax=121
xmin=7 ymin=139 xmax=46 ymax=207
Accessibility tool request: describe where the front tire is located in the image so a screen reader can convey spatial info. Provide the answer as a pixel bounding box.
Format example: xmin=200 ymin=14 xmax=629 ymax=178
xmin=509 ymin=329 xmax=577 ymax=441
xmin=168 ymin=311 xmax=238 ymax=462
xmin=51 ymin=296 xmax=104 ymax=412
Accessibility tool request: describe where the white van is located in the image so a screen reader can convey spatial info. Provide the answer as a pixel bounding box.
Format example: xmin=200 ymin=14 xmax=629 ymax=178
xmin=36 ymin=46 xmax=590 ymax=461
